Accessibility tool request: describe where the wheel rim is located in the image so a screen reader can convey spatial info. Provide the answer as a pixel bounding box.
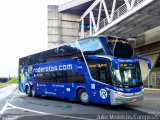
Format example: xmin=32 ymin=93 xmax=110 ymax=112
xmin=27 ymin=88 xmax=30 ymax=95
xmin=32 ymin=87 xmax=35 ymax=96
xmin=80 ymin=92 xmax=89 ymax=103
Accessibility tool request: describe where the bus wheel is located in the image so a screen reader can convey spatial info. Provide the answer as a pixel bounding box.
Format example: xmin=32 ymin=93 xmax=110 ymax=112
xmin=78 ymin=89 xmax=89 ymax=104
xmin=31 ymin=86 xmax=36 ymax=97
xmin=26 ymin=86 xmax=31 ymax=97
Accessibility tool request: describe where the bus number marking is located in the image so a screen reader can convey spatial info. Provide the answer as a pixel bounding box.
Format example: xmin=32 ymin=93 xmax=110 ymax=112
xmin=91 ymin=84 xmax=95 ymax=89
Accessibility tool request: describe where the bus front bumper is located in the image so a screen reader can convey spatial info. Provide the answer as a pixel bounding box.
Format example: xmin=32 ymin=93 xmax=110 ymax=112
xmin=110 ymin=90 xmax=144 ymax=105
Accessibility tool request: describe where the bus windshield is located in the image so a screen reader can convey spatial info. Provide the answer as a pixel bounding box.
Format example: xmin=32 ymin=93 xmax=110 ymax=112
xmin=113 ymin=63 xmax=142 ymax=87
xmin=107 ymin=36 xmax=134 ymax=58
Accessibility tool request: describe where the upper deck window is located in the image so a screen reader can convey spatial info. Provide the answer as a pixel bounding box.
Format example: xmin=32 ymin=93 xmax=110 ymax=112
xmin=107 ymin=36 xmax=134 ymax=58
xmin=79 ymin=38 xmax=105 ymax=55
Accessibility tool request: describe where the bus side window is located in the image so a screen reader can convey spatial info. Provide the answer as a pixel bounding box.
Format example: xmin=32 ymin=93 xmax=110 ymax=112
xmin=105 ymin=72 xmax=110 ymax=83
xmin=50 ymin=72 xmax=57 ymax=83
xmin=76 ymin=72 xmax=86 ymax=83
xmin=106 ymin=68 xmax=111 ymax=84
xmin=56 ymin=71 xmax=62 ymax=83
xmin=67 ymin=70 xmax=76 ymax=83
xmin=79 ymin=38 xmax=105 ymax=55
xmin=87 ymin=59 xmax=110 ymax=84
xmin=56 ymin=71 xmax=67 ymax=83
xmin=98 ymin=70 xmax=106 ymax=83
xmin=67 ymin=71 xmax=86 ymax=83
xmin=34 ymin=71 xmax=86 ymax=83
xmin=46 ymin=48 xmax=59 ymax=62
xmin=61 ymin=43 xmax=78 ymax=60
xmin=34 ymin=73 xmax=43 ymax=83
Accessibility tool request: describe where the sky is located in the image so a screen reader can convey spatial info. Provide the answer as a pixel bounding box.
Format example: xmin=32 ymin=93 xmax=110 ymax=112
xmin=0 ymin=0 xmax=72 ymax=77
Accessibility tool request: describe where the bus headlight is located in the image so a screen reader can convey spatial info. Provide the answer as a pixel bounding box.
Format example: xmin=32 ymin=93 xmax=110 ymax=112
xmin=142 ymin=88 xmax=144 ymax=92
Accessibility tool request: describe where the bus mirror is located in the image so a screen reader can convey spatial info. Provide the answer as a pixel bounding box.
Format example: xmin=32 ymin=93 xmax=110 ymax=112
xmin=137 ymin=56 xmax=152 ymax=70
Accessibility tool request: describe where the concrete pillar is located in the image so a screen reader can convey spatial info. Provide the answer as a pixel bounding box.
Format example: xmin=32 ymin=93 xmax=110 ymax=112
xmin=136 ymin=26 xmax=160 ymax=87
xmin=48 ymin=5 xmax=80 ymax=49
xmin=139 ymin=54 xmax=159 ymax=86
xmin=48 ymin=5 xmax=62 ymax=48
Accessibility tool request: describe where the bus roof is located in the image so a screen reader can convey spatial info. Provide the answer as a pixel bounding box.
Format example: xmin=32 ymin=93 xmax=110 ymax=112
xmin=19 ymin=35 xmax=122 ymax=59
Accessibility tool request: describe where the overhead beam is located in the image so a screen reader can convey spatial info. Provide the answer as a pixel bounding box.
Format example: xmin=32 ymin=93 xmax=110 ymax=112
xmin=80 ymin=0 xmax=101 ymax=20
xmin=97 ymin=2 xmax=102 ymax=30
xmin=94 ymin=0 xmax=155 ymax=36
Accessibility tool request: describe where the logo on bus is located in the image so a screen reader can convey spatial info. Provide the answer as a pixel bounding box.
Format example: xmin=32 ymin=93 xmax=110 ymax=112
xmin=100 ymin=89 xmax=107 ymax=99
xmin=33 ymin=64 xmax=72 ymax=73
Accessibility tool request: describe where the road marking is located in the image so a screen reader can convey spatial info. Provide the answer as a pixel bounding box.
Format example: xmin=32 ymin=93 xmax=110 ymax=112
xmin=0 ymin=102 xmax=49 ymax=115
xmin=144 ymin=88 xmax=160 ymax=91
xmin=0 ymin=102 xmax=96 ymax=120
xmin=0 ymin=102 xmax=9 ymax=114
xmin=0 ymin=84 xmax=18 ymax=100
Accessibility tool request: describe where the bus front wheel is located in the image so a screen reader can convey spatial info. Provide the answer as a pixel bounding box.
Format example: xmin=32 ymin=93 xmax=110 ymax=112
xmin=78 ymin=89 xmax=89 ymax=105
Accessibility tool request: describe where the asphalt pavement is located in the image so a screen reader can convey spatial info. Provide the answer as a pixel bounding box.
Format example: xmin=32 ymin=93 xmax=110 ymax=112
xmin=0 ymin=84 xmax=160 ymax=120
xmin=129 ymin=90 xmax=160 ymax=114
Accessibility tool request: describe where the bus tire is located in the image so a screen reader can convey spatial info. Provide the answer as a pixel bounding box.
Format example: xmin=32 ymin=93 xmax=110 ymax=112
xmin=31 ymin=86 xmax=36 ymax=97
xmin=26 ymin=86 xmax=31 ymax=97
xmin=78 ymin=89 xmax=89 ymax=105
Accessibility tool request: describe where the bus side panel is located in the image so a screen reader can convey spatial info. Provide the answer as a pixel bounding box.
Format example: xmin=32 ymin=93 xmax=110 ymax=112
xmin=30 ymin=60 xmax=89 ymax=100
xmin=62 ymin=83 xmax=77 ymax=99
xmin=46 ymin=83 xmax=69 ymax=98
xmin=88 ymin=81 xmax=111 ymax=105
xmin=35 ymin=82 xmax=77 ymax=99
xmin=35 ymin=82 xmax=46 ymax=95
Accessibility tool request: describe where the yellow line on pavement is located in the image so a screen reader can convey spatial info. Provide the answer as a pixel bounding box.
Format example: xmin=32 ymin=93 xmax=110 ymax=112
xmin=144 ymin=88 xmax=160 ymax=91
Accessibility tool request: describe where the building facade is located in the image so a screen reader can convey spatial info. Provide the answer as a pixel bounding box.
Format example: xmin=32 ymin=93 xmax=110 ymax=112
xmin=48 ymin=1 xmax=160 ymax=88
xmin=48 ymin=5 xmax=80 ymax=48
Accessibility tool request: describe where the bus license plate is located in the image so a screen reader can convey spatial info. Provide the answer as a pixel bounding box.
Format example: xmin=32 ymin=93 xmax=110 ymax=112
xmin=131 ymin=98 xmax=137 ymax=102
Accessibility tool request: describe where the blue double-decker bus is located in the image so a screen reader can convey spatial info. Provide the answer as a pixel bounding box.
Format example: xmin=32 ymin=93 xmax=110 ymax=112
xmin=18 ymin=36 xmax=151 ymax=105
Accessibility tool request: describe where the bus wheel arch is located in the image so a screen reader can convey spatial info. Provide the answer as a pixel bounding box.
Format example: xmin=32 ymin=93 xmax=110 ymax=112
xmin=76 ymin=88 xmax=89 ymax=104
xmin=30 ymin=85 xmax=40 ymax=97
